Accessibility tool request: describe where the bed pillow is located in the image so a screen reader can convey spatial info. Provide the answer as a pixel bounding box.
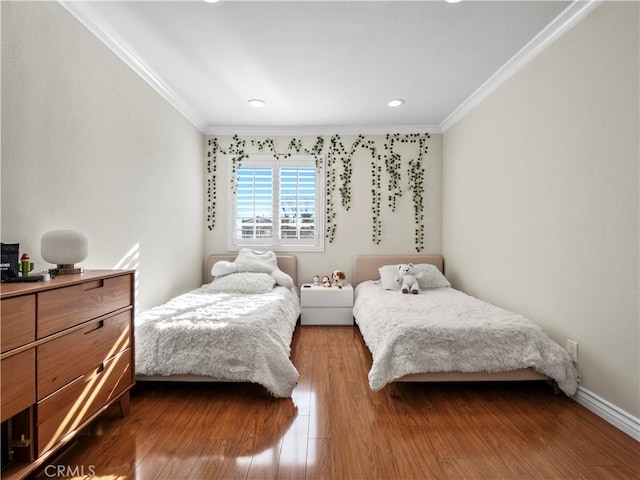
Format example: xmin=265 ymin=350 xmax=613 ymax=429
xmin=271 ymin=269 xmax=294 ymax=289
xmin=413 ymin=263 xmax=451 ymax=289
xmin=232 ymin=248 xmax=294 ymax=288
xmin=211 ymin=260 xmax=237 ymax=278
xmin=207 ymin=272 xmax=276 ymax=294
xmin=234 ymin=249 xmax=278 ymax=274
xmin=379 ymin=263 xmax=450 ymax=290
xmin=379 ymin=265 xmax=403 ymax=291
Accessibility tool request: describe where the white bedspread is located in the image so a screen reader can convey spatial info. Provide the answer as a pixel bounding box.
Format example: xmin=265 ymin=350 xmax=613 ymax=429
xmin=353 ymin=281 xmax=578 ymax=395
xmin=135 ymin=284 xmax=300 ymax=398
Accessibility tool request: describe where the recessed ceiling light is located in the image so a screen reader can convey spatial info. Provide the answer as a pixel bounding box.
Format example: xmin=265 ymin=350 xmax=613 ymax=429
xmin=445 ymin=0 xmax=462 ymax=3
xmin=247 ymin=99 xmax=266 ymax=108
xmin=203 ymin=0 xmax=221 ymax=3
xmin=387 ymin=99 xmax=405 ymax=108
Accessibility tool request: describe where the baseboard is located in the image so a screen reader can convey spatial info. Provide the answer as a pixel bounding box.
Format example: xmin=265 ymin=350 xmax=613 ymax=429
xmin=573 ymin=386 xmax=640 ymax=442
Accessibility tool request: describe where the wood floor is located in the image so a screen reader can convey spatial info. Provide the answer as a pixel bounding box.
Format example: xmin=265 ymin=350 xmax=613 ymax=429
xmin=39 ymin=326 xmax=639 ymax=480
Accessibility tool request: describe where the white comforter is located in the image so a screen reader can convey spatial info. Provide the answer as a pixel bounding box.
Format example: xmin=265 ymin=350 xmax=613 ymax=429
xmin=353 ymin=281 xmax=578 ymax=395
xmin=135 ymin=284 xmax=300 ymax=398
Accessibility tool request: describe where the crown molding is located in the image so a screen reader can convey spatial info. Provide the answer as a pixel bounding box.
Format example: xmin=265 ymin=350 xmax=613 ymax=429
xmin=204 ymin=124 xmax=442 ymax=137
xmin=439 ymin=0 xmax=603 ymax=132
xmin=59 ymin=0 xmax=600 ymax=137
xmin=58 ymin=0 xmax=208 ymax=133
xmin=58 ymin=0 xmax=439 ymax=138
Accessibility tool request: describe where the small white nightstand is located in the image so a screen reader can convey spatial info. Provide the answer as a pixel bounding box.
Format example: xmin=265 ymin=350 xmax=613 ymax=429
xmin=300 ymin=284 xmax=354 ymax=326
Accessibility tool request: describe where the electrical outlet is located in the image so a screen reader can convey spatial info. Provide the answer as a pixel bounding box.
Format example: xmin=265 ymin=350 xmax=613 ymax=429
xmin=567 ymin=340 xmax=578 ymax=363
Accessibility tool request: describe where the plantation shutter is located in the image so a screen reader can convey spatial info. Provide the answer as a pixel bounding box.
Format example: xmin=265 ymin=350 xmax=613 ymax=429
xmin=229 ymin=155 xmax=324 ymax=251
xmin=235 ymin=167 xmax=273 ymax=240
xmin=279 ymin=167 xmax=317 ymax=241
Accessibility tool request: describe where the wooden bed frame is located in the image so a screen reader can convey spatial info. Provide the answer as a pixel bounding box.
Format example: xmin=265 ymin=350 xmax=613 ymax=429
xmin=352 ymin=254 xmax=553 ymax=396
xmin=137 ymin=254 xmax=298 ymax=384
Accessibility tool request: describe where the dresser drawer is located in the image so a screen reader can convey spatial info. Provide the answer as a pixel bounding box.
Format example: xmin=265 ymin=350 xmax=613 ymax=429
xmin=301 ymin=307 xmax=354 ymax=326
xmin=37 ymin=274 xmax=132 ymax=339
xmin=300 ymin=284 xmax=353 ymax=307
xmin=1 ymin=295 xmax=36 ymax=353
xmin=1 ymin=349 xmax=36 ymax=422
xmin=37 ymin=347 xmax=133 ymax=455
xmin=37 ymin=310 xmax=132 ymax=399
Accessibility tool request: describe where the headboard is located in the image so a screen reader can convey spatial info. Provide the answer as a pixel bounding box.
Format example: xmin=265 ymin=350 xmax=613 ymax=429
xmin=352 ymin=254 xmax=444 ymax=287
xmin=205 ymin=254 xmax=298 ymax=286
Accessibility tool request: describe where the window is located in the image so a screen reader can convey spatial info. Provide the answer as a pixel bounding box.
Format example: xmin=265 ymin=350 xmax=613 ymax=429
xmin=228 ymin=155 xmax=324 ymax=251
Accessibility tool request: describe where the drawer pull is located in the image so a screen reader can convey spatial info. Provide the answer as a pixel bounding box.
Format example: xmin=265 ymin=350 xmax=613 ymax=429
xmin=84 ymin=320 xmax=104 ymax=334
xmin=83 ymin=280 xmax=104 ymax=291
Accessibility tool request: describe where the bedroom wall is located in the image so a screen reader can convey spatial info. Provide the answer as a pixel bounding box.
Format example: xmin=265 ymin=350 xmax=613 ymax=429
xmin=1 ymin=2 xmax=205 ymax=312
xmin=442 ymin=2 xmax=639 ymax=418
xmin=204 ymin=134 xmax=443 ymax=285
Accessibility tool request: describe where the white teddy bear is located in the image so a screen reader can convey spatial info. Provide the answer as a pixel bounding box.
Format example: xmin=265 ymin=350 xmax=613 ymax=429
xmin=397 ymin=263 xmax=420 ymax=294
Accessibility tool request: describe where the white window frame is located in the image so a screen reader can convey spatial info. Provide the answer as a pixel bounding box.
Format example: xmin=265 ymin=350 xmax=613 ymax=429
xmin=227 ymin=154 xmax=325 ymax=252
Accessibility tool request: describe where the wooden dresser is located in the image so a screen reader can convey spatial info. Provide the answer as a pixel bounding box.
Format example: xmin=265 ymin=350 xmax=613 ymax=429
xmin=0 ymin=270 xmax=135 ymax=480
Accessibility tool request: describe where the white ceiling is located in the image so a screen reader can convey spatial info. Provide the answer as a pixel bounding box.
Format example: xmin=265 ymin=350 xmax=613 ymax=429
xmin=62 ymin=0 xmax=597 ymax=134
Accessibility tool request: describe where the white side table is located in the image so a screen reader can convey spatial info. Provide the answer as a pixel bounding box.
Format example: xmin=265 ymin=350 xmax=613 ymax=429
xmin=300 ymin=284 xmax=354 ymax=326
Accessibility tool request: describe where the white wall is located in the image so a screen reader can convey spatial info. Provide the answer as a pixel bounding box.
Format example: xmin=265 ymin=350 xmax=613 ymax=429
xmin=443 ymin=2 xmax=639 ymax=417
xmin=205 ymin=134 xmax=443 ymax=284
xmin=1 ymin=2 xmax=205 ymax=312
xmin=7 ymin=0 xmax=636 ymax=424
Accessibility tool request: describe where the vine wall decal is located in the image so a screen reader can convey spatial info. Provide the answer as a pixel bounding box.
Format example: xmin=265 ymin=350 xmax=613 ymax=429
xmin=205 ymin=137 xmax=220 ymax=230
xmin=205 ymin=133 xmax=430 ymax=252
xmin=325 ymin=136 xmax=342 ymax=242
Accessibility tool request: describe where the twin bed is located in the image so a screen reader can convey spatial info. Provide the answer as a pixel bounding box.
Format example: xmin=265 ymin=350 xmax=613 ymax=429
xmin=134 ymin=252 xmax=300 ymax=398
xmin=352 ymin=254 xmax=578 ymax=397
xmin=134 ymin=251 xmax=578 ymax=399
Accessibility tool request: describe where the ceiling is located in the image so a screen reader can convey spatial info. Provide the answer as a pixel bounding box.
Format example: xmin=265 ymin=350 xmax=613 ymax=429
xmin=62 ymin=0 xmax=589 ymax=134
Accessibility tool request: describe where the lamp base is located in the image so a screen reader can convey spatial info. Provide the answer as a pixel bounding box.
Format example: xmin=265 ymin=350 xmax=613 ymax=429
xmin=50 ymin=264 xmax=83 ymax=275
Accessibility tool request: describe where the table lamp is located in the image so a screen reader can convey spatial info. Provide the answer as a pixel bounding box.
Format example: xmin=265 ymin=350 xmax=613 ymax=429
xmin=41 ymin=230 xmax=88 ymax=274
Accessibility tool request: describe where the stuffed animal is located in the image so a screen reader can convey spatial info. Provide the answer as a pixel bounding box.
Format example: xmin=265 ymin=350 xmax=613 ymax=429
xmin=332 ymin=270 xmax=346 ymax=288
xmin=397 ymin=263 xmax=420 ymax=294
xmin=322 ymin=275 xmax=332 ymax=287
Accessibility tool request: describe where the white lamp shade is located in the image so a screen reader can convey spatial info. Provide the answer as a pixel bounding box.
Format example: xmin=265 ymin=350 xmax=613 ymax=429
xmin=41 ymin=230 xmax=88 ymax=266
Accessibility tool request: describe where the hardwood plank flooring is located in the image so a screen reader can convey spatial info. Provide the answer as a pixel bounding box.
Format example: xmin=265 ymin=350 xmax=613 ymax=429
xmin=36 ymin=326 xmax=639 ymax=479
